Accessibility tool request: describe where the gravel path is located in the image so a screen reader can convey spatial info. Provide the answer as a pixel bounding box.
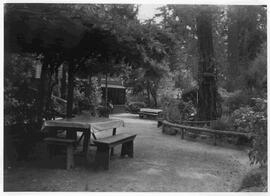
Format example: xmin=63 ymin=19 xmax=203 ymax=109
xmin=4 ymin=113 xmax=253 ymax=191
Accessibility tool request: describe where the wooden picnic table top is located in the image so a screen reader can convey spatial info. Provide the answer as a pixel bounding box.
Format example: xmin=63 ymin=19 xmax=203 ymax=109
xmin=42 ymin=113 xmax=124 ymax=131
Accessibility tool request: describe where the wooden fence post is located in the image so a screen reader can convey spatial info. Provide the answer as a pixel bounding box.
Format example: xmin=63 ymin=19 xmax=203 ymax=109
xmin=213 ymin=133 xmax=217 ymax=145
xmin=181 ymin=128 xmax=185 ymax=139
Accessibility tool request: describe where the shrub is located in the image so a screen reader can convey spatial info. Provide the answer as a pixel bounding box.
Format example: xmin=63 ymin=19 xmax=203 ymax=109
xmin=97 ymin=105 xmax=110 ymax=117
xmin=210 ymin=115 xmax=233 ymax=131
xmin=126 ymin=102 xmax=146 ymax=114
xmin=160 ymin=95 xmax=196 ymax=123
xmin=224 ymin=90 xmax=251 ymax=113
xmin=4 ymin=123 xmax=43 ymax=162
xmin=231 ymin=106 xmax=255 ymax=133
xmin=74 ymin=78 xmax=102 ymax=116
xmin=231 ymin=98 xmax=267 ymax=166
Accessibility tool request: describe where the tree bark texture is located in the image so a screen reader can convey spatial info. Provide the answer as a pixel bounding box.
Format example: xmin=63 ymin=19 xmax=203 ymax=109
xmin=37 ymin=62 xmax=49 ymax=123
xmin=66 ymin=62 xmax=75 ymax=118
xmin=196 ymin=9 xmax=218 ymax=121
xmin=66 ymin=62 xmax=77 ymax=139
xmin=61 ymin=64 xmax=67 ymax=99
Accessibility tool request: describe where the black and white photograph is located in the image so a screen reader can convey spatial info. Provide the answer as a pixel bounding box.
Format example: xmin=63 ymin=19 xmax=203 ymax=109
xmin=3 ymin=1 xmax=268 ymax=192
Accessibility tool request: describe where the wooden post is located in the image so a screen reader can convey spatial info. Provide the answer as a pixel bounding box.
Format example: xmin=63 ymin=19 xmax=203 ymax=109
xmin=181 ymin=128 xmax=185 ymax=139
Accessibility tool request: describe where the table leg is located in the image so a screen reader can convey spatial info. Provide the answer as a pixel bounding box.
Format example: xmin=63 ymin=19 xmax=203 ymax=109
xmin=83 ymin=130 xmax=91 ymax=160
xmin=111 ymin=128 xmax=116 ymax=156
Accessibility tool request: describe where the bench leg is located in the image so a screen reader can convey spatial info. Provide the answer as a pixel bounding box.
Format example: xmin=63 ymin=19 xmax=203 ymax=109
xmin=83 ymin=131 xmax=90 ymax=161
xmin=47 ymin=144 xmax=57 ymax=159
xmin=121 ymin=141 xmax=134 ymax=158
xmin=95 ymin=145 xmax=110 ymax=170
xmin=111 ymin=128 xmax=116 ymax=156
xmin=66 ymin=145 xmax=74 ymax=170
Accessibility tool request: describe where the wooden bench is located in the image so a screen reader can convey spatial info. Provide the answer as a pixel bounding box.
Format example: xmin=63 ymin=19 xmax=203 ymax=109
xmin=162 ymin=120 xmax=252 ymax=145
xmin=93 ymin=133 xmax=136 ymax=170
xmin=44 ymin=137 xmax=77 ymax=170
xmin=139 ymin=111 xmax=158 ymax=119
xmin=139 ymin=109 xmax=163 ymax=119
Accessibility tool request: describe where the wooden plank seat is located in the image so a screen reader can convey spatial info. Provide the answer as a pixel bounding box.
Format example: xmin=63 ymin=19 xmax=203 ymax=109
xmin=93 ymin=133 xmax=136 ymax=170
xmin=44 ymin=137 xmax=77 ymax=170
xmin=139 ymin=108 xmax=162 ymax=119
xmin=162 ymin=120 xmax=253 ymax=145
xmin=139 ymin=111 xmax=161 ymax=119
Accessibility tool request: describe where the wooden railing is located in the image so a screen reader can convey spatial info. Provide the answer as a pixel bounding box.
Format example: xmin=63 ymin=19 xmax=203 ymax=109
xmin=181 ymin=120 xmax=212 ymax=127
xmin=162 ymin=120 xmax=253 ymax=145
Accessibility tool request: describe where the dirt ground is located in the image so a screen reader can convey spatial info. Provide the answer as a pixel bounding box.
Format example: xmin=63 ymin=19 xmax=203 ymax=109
xmin=4 ymin=113 xmax=255 ymax=192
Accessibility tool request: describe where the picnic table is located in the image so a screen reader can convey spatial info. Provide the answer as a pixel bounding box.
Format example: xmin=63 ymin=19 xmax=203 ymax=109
xmin=42 ymin=114 xmax=125 ymax=161
xmin=139 ymin=108 xmax=163 ymax=119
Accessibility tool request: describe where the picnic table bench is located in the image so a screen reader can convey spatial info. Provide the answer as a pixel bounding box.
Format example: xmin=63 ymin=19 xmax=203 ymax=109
xmin=162 ymin=120 xmax=253 ymax=145
xmin=44 ymin=137 xmax=77 ymax=170
xmin=139 ymin=108 xmax=163 ymax=119
xmin=94 ymin=133 xmax=136 ymax=170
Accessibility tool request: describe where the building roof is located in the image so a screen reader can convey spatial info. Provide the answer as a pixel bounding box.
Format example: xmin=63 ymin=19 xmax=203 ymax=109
xmin=100 ymin=78 xmax=125 ymax=89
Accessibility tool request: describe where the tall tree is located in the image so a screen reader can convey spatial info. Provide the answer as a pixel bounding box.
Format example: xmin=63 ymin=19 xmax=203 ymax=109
xmin=196 ymin=7 xmax=218 ymax=120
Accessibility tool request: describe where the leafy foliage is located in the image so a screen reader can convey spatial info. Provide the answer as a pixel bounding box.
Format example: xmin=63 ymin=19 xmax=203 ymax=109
xmin=210 ymin=115 xmax=233 ymax=131
xmin=74 ymin=78 xmax=102 ymax=116
xmin=4 ymin=53 xmax=38 ymax=125
xmin=230 ymin=98 xmax=267 ymax=166
xmin=242 ymin=42 xmax=267 ymax=96
xmin=224 ymin=90 xmax=251 ymax=113
xmin=161 ymin=96 xmax=196 ymax=123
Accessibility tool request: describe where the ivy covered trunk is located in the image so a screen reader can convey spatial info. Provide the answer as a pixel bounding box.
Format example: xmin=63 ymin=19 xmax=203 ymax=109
xmin=196 ymin=8 xmax=218 ymax=121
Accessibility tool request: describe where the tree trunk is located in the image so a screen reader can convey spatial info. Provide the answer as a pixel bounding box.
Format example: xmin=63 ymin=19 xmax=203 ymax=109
xmin=149 ymin=83 xmax=158 ymax=108
xmin=66 ymin=63 xmax=75 ymax=118
xmin=196 ymin=8 xmax=218 ymax=121
xmin=227 ymin=6 xmax=240 ymax=91
xmin=66 ymin=62 xmax=76 ymax=139
xmin=146 ymin=80 xmax=151 ymax=106
xmin=61 ymin=64 xmax=67 ymax=99
xmin=37 ymin=62 xmax=49 ymax=123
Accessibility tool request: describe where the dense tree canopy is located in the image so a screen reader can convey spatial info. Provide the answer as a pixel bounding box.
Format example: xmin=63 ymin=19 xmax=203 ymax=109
xmin=5 ymin=4 xmax=267 ymax=120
